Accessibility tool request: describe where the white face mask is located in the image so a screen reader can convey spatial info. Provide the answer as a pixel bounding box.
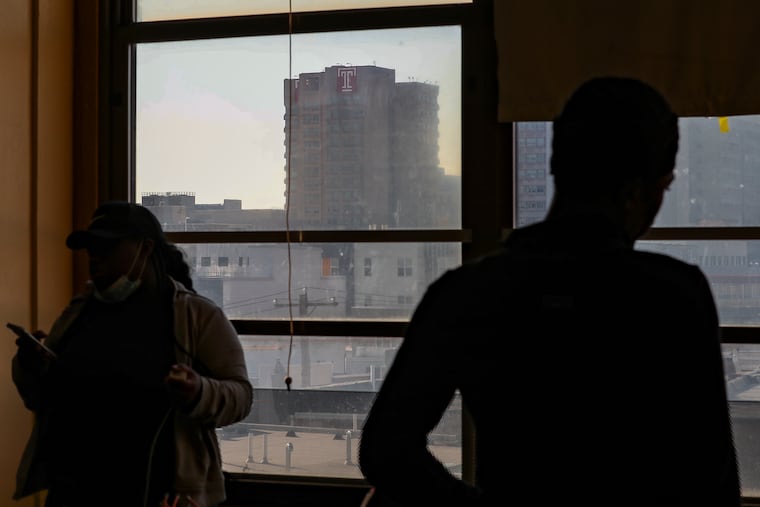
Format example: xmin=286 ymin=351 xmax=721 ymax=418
xmin=92 ymin=240 xmax=148 ymax=304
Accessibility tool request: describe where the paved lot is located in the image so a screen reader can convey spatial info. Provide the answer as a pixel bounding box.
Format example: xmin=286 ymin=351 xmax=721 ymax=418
xmin=219 ymin=427 xmax=461 ymax=480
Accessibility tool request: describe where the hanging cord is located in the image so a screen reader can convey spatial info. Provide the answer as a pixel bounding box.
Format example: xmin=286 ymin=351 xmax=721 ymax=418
xmin=284 ymin=0 xmax=295 ymax=391
xmin=143 ymin=408 xmax=173 ymax=507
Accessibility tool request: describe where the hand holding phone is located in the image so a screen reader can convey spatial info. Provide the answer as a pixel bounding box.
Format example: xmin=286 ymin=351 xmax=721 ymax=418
xmin=165 ymin=364 xmax=201 ymax=409
xmin=7 ymin=322 xmax=57 ymax=360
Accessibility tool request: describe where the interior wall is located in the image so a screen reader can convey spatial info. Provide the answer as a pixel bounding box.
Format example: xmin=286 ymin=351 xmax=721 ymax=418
xmin=36 ymin=0 xmax=73 ymax=325
xmin=0 ymin=0 xmax=73 ymax=504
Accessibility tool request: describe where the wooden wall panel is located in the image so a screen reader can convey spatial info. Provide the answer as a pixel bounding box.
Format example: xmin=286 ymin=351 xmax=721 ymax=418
xmin=36 ymin=0 xmax=73 ymax=329
xmin=0 ymin=0 xmax=74 ymax=504
xmin=0 ymin=1 xmax=35 ymax=504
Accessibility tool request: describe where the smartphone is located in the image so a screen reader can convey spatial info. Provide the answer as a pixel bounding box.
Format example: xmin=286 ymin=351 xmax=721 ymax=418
xmin=7 ymin=322 xmax=57 ymax=359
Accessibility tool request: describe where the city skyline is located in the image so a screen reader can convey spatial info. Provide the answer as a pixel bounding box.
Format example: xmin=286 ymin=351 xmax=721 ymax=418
xmin=135 ymin=25 xmax=461 ymax=209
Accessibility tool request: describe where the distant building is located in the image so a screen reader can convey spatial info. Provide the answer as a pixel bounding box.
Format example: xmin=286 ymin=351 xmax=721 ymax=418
xmin=142 ymin=192 xmax=285 ymax=231
xmin=514 ymin=121 xmax=552 ymax=227
xmin=283 ymin=65 xmax=457 ymax=229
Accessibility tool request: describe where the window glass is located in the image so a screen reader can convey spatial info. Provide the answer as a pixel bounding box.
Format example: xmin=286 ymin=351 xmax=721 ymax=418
xmin=217 ymin=335 xmax=462 ymax=479
xmin=172 ymin=242 xmax=461 ymax=320
xmin=133 ymin=16 xmax=464 ymax=485
xmin=513 ymin=121 xmax=553 ymax=227
xmin=664 ymin=115 xmax=760 ymax=227
xmin=515 ymin=116 xmax=760 ymax=228
xmin=723 ymin=343 xmax=760 ymax=496
xmin=638 ymin=240 xmax=760 ymax=326
xmin=137 ymin=0 xmax=471 ymax=21
xmin=136 ymin=26 xmax=461 ymax=231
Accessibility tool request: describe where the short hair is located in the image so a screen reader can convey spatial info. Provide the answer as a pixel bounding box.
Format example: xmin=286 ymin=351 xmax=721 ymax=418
xmin=550 ymin=77 xmax=679 ymax=195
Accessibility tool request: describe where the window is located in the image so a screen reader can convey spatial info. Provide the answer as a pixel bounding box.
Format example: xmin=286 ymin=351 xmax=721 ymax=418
xmin=322 ymin=256 xmax=342 ymax=277
xmin=109 ymin=1 xmax=486 ymax=495
xmin=105 ymin=0 xmax=760 ymax=503
xmin=397 ymin=257 xmax=413 ymax=277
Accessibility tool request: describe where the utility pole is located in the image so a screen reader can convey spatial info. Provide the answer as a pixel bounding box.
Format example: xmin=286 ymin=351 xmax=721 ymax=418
xmin=273 ymin=288 xmax=338 ymax=387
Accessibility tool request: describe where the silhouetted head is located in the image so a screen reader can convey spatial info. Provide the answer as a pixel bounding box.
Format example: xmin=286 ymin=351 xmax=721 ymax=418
xmin=66 ymin=201 xmax=194 ymax=296
xmin=66 ymin=201 xmax=165 ymax=251
xmin=551 ymin=76 xmax=678 ymax=197
xmin=549 ymin=77 xmax=679 ymax=240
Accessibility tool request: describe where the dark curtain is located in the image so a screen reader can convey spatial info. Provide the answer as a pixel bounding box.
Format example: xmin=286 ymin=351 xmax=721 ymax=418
xmin=495 ymin=0 xmax=760 ymax=121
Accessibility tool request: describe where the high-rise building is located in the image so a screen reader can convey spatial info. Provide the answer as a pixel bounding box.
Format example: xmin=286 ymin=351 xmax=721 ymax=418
xmin=283 ymin=65 xmax=455 ymax=229
xmin=514 ymin=121 xmax=552 ymax=228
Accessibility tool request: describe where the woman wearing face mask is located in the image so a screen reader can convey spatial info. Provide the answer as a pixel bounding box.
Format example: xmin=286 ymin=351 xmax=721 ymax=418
xmin=11 ymin=201 xmax=253 ymax=507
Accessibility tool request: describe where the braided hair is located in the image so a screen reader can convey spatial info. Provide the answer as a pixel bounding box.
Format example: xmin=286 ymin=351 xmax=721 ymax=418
xmin=151 ymin=239 xmax=196 ymax=296
xmin=149 ymin=236 xmax=209 ymax=373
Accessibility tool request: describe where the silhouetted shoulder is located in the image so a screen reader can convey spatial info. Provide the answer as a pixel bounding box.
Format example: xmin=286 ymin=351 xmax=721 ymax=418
xmin=424 ymin=247 xmax=509 ymax=292
xmin=628 ymin=248 xmax=711 ymax=289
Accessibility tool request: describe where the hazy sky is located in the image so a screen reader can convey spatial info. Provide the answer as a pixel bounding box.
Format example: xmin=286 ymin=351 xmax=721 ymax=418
xmin=137 ymin=0 xmax=470 ymax=21
xmin=135 ymin=25 xmax=461 ymax=209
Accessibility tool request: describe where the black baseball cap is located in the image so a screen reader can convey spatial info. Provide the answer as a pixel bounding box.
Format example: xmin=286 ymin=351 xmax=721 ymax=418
xmin=66 ymin=201 xmax=165 ymax=250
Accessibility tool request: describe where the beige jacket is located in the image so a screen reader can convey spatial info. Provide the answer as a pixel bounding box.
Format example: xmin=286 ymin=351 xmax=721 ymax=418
xmin=12 ymin=278 xmax=254 ymax=507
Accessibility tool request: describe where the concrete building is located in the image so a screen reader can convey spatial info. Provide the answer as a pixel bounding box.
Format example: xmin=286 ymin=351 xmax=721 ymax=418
xmin=283 ymin=65 xmax=457 ymax=229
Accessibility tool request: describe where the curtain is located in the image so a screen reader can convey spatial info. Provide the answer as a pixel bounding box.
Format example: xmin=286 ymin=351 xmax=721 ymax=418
xmin=495 ymin=0 xmax=760 ymax=121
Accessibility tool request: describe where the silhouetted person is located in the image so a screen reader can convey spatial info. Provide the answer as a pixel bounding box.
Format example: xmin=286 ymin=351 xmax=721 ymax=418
xmin=12 ymin=201 xmax=253 ymax=507
xmin=358 ymin=77 xmax=741 ymax=507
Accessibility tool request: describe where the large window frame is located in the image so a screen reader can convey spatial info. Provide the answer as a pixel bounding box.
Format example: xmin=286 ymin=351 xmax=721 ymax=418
xmin=91 ymin=1 xmax=760 ymax=505
xmin=98 ymin=0 xmax=508 ymax=505
xmin=94 ymin=1 xmax=760 ymax=505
